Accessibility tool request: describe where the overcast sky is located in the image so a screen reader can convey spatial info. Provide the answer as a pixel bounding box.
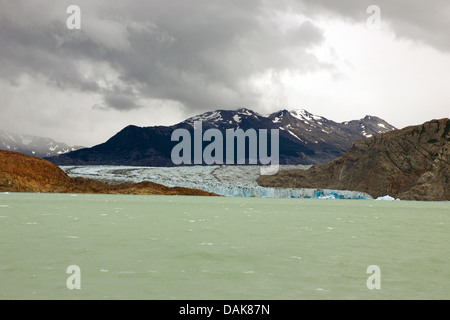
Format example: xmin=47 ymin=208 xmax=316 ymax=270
xmin=0 ymin=0 xmax=449 ymax=146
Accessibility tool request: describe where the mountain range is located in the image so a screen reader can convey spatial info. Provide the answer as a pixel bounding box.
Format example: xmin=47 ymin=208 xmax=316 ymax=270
xmin=46 ymin=108 xmax=396 ymax=166
xmin=0 ymin=130 xmax=84 ymax=158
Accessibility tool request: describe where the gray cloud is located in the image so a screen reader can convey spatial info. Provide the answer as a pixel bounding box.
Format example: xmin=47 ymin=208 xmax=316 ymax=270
xmin=0 ymin=0 xmax=329 ymax=113
xmin=0 ymin=0 xmax=448 ymax=145
xmin=102 ymin=92 xmax=142 ymax=111
xmin=299 ymin=0 xmax=450 ymax=52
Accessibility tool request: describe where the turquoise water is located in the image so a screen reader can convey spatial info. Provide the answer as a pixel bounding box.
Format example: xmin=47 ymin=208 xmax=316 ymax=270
xmin=0 ymin=193 xmax=448 ymax=300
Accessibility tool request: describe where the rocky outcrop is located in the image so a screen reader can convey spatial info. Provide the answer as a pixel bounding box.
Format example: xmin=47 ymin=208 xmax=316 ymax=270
xmin=257 ymin=119 xmax=450 ymax=201
xmin=0 ymin=150 xmax=218 ymax=196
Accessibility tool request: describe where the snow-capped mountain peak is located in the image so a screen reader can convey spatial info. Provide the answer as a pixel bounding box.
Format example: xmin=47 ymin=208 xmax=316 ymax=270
xmin=0 ymin=130 xmax=84 ymax=158
xmin=289 ymin=109 xmax=323 ymax=122
xmin=184 ymin=108 xmax=264 ymax=127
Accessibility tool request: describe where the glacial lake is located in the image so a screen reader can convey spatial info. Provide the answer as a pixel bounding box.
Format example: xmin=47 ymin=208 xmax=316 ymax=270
xmin=0 ymin=193 xmax=448 ymax=300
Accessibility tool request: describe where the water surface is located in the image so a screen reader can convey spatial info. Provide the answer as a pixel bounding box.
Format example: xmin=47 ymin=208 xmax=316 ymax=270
xmin=0 ymin=193 xmax=448 ymax=299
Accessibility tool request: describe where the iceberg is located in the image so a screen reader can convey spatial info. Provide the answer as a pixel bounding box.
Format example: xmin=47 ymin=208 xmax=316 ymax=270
xmin=375 ymin=195 xmax=400 ymax=201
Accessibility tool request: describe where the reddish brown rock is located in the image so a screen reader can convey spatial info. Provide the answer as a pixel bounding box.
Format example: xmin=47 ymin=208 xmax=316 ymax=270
xmin=258 ymin=119 xmax=450 ymax=201
xmin=0 ymin=150 xmax=218 ymax=196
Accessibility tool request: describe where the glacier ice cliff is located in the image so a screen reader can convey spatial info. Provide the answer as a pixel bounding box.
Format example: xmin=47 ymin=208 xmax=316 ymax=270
xmin=60 ymin=165 xmax=373 ymax=199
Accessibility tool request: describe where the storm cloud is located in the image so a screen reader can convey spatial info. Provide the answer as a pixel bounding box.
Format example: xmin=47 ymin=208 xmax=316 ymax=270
xmin=0 ymin=0 xmax=329 ymax=113
xmin=0 ymin=0 xmax=449 ymax=146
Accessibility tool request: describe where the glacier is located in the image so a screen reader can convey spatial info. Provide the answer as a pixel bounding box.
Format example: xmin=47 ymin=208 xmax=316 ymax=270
xmin=60 ymin=165 xmax=373 ymax=200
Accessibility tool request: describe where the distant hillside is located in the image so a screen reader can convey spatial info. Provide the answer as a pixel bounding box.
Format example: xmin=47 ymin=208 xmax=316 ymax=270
xmin=258 ymin=118 xmax=450 ymax=201
xmin=0 ymin=130 xmax=84 ymax=158
xmin=0 ymin=150 xmax=218 ymax=196
xmin=46 ymin=108 xmax=396 ymax=166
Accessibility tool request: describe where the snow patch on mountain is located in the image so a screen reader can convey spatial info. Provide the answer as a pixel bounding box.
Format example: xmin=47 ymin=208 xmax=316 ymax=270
xmin=290 ymin=109 xmax=323 ymax=122
xmin=287 ymin=130 xmax=303 ymax=142
xmin=187 ymin=111 xmax=223 ymax=124
xmin=237 ymin=108 xmax=255 ymax=116
xmin=290 ymin=109 xmax=312 ymax=122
